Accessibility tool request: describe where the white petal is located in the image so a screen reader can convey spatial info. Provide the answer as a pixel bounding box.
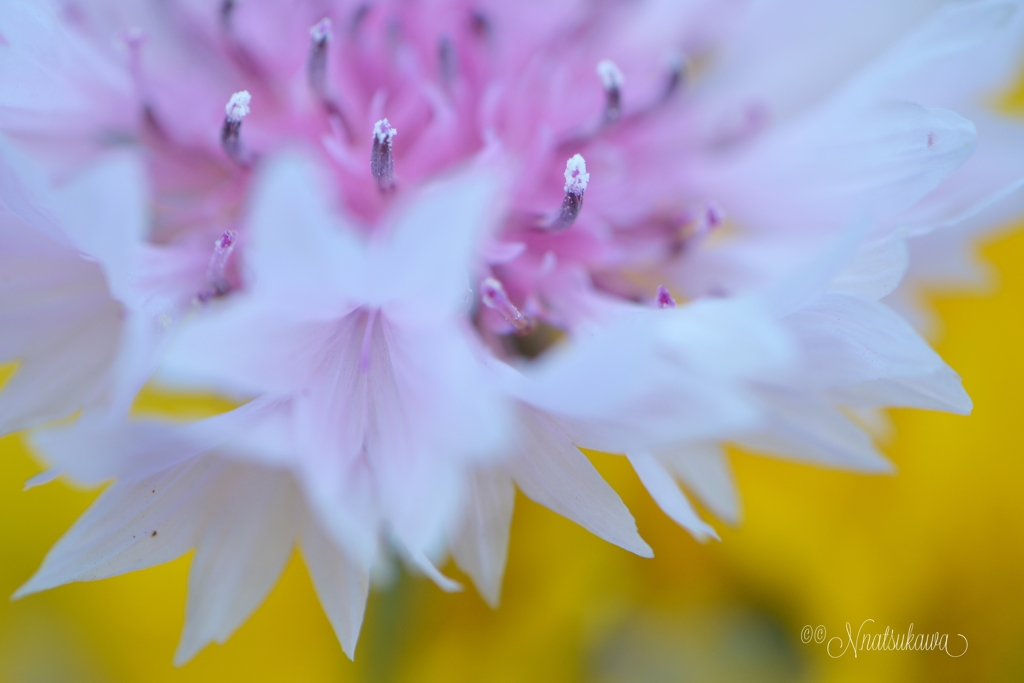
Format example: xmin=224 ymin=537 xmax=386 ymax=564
xmin=174 ymin=463 xmax=299 ymax=665
xmin=0 ymin=138 xmax=124 ymax=433
xmin=299 ymin=511 xmax=370 ymax=659
xmin=516 ymin=296 xmax=793 ymax=452
xmin=366 ymin=167 xmax=504 ymax=317
xmin=785 ymin=293 xmax=971 ymax=413
xmin=847 ymin=406 xmax=895 ymax=441
xmin=656 ymin=443 xmax=740 ymax=525
xmin=701 ymin=102 xmax=977 ymax=243
xmin=830 ymin=226 xmax=911 ymax=300
xmin=0 ymin=135 xmax=147 ymax=305
xmin=29 ymin=396 xmax=282 ymax=485
xmin=298 ymin=456 xmax=380 ymax=580
xmin=886 ymin=4 xmax=1024 ymax=253
xmin=159 ymin=300 xmax=335 ymax=397
xmin=697 ymin=0 xmax=1012 ymax=129
xmin=246 ymin=154 xmax=364 ymax=314
xmin=407 ymin=550 xmax=463 ymax=593
xmin=368 ymin=320 xmax=510 ymax=560
xmin=740 ymin=389 xmax=893 ymax=472
xmin=627 ymin=451 xmax=718 ymax=542
xmin=281 ymin=309 xmax=509 ymax=570
xmin=15 ymin=456 xmax=228 ymax=597
xmin=47 ymin=150 xmax=148 ymax=304
xmin=0 ymin=298 xmax=121 ymax=435
xmin=696 ymin=0 xmax=938 ymax=125
xmin=841 ymin=0 xmax=1018 ymax=102
xmin=448 ymin=467 xmax=515 ymax=607
xmin=0 ymin=2 xmax=133 ymax=174
xmin=508 ymin=410 xmax=652 ymax=558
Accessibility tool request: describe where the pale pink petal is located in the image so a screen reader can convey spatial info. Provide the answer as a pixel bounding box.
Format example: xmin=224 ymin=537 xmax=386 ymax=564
xmin=656 ymin=443 xmax=740 ymax=525
xmin=785 ymin=293 xmax=971 ymax=413
xmin=14 ymin=456 xmax=228 ymax=597
xmin=516 ymin=296 xmax=793 ymax=452
xmin=175 ymin=463 xmax=299 ymax=665
xmin=628 ymin=451 xmax=718 ymax=542
xmin=299 ymin=511 xmax=370 ymax=660
xmin=0 ymin=0 xmax=133 ymax=174
xmin=739 ymin=389 xmax=894 ymax=472
xmin=448 ymin=467 xmax=516 ymax=607
xmin=508 ymin=410 xmax=652 ymax=558
xmin=29 ymin=396 xmax=281 ymax=485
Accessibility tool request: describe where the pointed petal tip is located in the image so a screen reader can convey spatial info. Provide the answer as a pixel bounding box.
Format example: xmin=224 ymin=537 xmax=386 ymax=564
xmin=462 ymin=565 xmax=503 ymax=609
xmin=479 ymin=586 xmax=501 ymax=609
xmin=721 ymin=508 xmax=742 ymax=527
xmin=171 ymin=648 xmax=194 ymax=668
xmin=675 ymin=517 xmax=719 ymax=544
xmin=952 ymin=392 xmax=973 ymax=416
xmin=929 ymin=369 xmax=973 ymax=415
xmin=432 ymin=573 xmax=464 ymax=594
xmin=856 ymin=450 xmax=897 ymax=475
xmin=23 ymin=468 xmax=61 ymax=491
xmin=11 ymin=573 xmax=52 ymax=601
xmin=172 ymin=628 xmax=208 ymax=667
xmin=10 ymin=582 xmax=34 ymax=601
xmin=856 ymin=456 xmax=896 ymax=475
xmin=631 ymin=537 xmax=655 ymax=559
xmin=410 ymin=551 xmax=463 ymax=593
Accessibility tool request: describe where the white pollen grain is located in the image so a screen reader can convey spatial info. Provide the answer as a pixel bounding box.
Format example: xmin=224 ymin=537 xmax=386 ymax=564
xmin=225 ymin=91 xmax=251 ymax=122
xmin=564 ymin=154 xmax=590 ymax=195
xmin=310 ymin=17 xmax=332 ymax=42
xmin=597 ymin=59 xmax=625 ymax=90
xmin=373 ymin=118 xmax=397 ymax=143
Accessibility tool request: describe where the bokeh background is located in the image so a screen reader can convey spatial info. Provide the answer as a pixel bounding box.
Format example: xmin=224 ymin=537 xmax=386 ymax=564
xmin=1 ymin=72 xmax=1022 ymax=683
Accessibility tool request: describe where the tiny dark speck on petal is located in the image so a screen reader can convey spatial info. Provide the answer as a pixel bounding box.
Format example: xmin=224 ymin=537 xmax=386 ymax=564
xmin=151 ymin=531 xmax=158 ymax=537
xmin=152 ymin=489 xmax=156 ymax=493
xmin=927 ymin=132 xmax=936 ymax=148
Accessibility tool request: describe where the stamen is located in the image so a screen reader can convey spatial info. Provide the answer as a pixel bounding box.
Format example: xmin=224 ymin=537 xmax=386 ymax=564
xmin=219 ymin=0 xmax=236 ymax=32
xmin=124 ymin=27 xmax=146 ymax=68
xmin=544 ymin=154 xmax=589 ymax=230
xmin=123 ymin=28 xmax=158 ymax=130
xmin=597 ymin=59 xmax=625 ymax=124
xmin=221 ymin=90 xmax=251 ymax=164
xmin=370 ymin=119 xmax=397 ymax=191
xmin=198 ymin=230 xmax=236 ymax=302
xmin=351 ymin=3 xmax=371 ymax=35
xmin=469 ymin=10 xmax=490 ymax=37
xmin=480 ymin=277 xmax=533 ymax=335
xmin=705 ymin=203 xmax=723 ymax=229
xmin=439 ymin=35 xmax=457 ymax=87
xmin=663 ymin=53 xmax=688 ymax=100
xmin=308 ymin=18 xmax=332 ymax=99
xmin=696 ymin=202 xmax=723 ymax=239
xmin=677 ymin=203 xmax=723 ymax=247
xmin=656 ymin=285 xmax=677 ymax=309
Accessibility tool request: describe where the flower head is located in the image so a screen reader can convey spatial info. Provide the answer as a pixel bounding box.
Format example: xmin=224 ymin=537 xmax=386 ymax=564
xmin=1 ymin=0 xmax=1022 ymax=664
